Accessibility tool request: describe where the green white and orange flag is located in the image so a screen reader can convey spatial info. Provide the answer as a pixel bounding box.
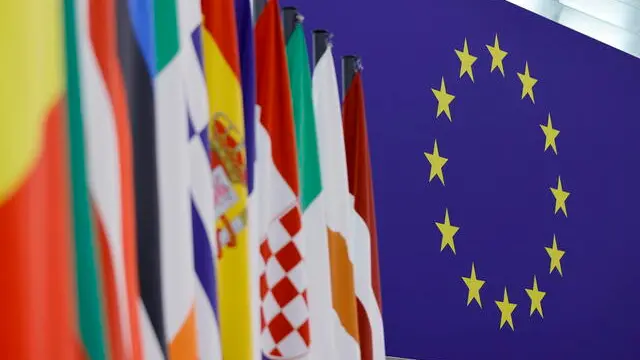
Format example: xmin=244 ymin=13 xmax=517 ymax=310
xmin=0 ymin=1 xmax=79 ymax=358
xmin=201 ymin=0 xmax=254 ymax=359
xmin=285 ymin=19 xmax=340 ymax=360
xmin=312 ymin=43 xmax=362 ymax=360
xmin=154 ymin=0 xmax=198 ymax=358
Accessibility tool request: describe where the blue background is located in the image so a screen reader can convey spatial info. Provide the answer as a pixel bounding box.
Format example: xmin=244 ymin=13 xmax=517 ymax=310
xmin=294 ymin=0 xmax=640 ymax=358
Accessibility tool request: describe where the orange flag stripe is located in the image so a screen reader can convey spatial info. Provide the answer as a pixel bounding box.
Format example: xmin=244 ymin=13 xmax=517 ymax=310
xmin=168 ymin=306 xmax=199 ymax=360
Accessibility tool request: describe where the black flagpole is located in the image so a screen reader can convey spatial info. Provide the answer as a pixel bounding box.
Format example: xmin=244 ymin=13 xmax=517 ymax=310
xmin=342 ymin=55 xmax=360 ymax=99
xmin=253 ymin=0 xmax=267 ymax=23
xmin=282 ymin=6 xmax=299 ymax=43
xmin=312 ymin=29 xmax=331 ymax=68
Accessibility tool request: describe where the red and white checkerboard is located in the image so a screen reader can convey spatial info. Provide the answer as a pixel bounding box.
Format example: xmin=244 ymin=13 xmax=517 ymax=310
xmin=260 ymin=205 xmax=310 ymax=359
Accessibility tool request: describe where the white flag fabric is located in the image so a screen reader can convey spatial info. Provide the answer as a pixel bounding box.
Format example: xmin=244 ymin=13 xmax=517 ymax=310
xmin=155 ymin=0 xmax=198 ymax=357
xmin=312 ymin=45 xmax=362 ymax=360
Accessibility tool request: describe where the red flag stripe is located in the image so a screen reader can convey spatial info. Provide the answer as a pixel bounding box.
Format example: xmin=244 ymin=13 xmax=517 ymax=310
xmin=0 ymin=101 xmax=80 ymax=359
xmin=343 ymin=72 xmax=384 ymax=360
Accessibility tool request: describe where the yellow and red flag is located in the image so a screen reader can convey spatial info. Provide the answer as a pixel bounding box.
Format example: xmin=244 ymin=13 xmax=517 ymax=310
xmin=202 ymin=0 xmax=254 ymax=359
xmin=0 ymin=1 xmax=79 ymax=358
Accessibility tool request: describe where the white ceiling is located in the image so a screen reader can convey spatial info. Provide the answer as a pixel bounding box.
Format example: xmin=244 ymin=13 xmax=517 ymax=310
xmin=506 ymin=0 xmax=640 ymax=57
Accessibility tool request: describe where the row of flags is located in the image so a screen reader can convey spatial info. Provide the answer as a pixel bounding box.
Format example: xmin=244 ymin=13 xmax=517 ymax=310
xmin=0 ymin=0 xmax=385 ymax=359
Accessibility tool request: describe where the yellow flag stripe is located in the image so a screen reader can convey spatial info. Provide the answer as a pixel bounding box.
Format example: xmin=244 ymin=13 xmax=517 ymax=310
xmin=0 ymin=1 xmax=64 ymax=203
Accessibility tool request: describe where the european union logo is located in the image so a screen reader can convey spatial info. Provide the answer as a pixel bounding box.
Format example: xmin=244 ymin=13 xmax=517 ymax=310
xmin=341 ymin=0 xmax=640 ymax=359
xmin=426 ymin=32 xmax=573 ymax=332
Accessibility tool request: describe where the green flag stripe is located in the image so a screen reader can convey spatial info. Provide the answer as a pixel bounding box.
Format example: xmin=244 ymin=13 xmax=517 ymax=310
xmin=64 ymin=0 xmax=110 ymax=358
xmin=154 ymin=0 xmax=180 ymax=70
xmin=286 ymin=23 xmax=322 ymax=209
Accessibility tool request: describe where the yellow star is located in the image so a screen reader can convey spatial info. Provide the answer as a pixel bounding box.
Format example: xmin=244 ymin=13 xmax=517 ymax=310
xmin=495 ymin=287 xmax=517 ymax=331
xmin=455 ymin=38 xmax=478 ymax=82
xmin=424 ymin=139 xmax=448 ymax=185
xmin=525 ymin=276 xmax=546 ymax=318
xmin=462 ymin=262 xmax=485 ymax=308
xmin=435 ymin=208 xmax=459 ymax=254
xmin=550 ymin=176 xmax=570 ymax=217
xmin=545 ymin=235 xmax=566 ymax=276
xmin=517 ymin=62 xmax=538 ymax=103
xmin=486 ymin=34 xmax=508 ymax=76
xmin=540 ymin=113 xmax=560 ymax=155
xmin=431 ymin=77 xmax=455 ymax=121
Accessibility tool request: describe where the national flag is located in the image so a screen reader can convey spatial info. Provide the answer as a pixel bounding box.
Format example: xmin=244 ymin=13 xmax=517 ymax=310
xmin=342 ymin=69 xmax=386 ymax=360
xmin=115 ymin=0 xmax=164 ymax=357
xmin=312 ymin=44 xmax=362 ymax=360
xmin=0 ymin=2 xmax=78 ymax=358
xmin=255 ymin=1 xmax=311 ymax=358
xmin=201 ymin=0 xmax=253 ymax=359
xmin=177 ymin=0 xmax=222 ymax=358
xmin=235 ymin=0 xmax=262 ymax=358
xmin=154 ymin=0 xmax=198 ymax=357
xmin=285 ymin=18 xmax=337 ymax=360
xmin=78 ymin=0 xmax=146 ymax=357
xmin=64 ymin=0 xmax=110 ymax=357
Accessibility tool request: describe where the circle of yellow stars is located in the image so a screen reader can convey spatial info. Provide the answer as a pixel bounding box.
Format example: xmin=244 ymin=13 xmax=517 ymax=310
xmin=424 ymin=34 xmax=570 ymax=331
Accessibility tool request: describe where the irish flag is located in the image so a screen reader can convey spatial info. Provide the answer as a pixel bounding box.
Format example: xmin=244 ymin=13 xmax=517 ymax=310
xmin=312 ymin=44 xmax=362 ymax=360
xmin=0 ymin=1 xmax=78 ymax=357
xmin=286 ymin=17 xmax=342 ymax=360
xmin=255 ymin=1 xmax=310 ymax=358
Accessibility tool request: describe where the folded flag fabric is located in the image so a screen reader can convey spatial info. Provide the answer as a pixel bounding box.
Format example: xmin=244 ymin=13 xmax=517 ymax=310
xmin=64 ymin=0 xmax=110 ymax=357
xmin=0 ymin=2 xmax=79 ymax=357
xmin=312 ymin=44 xmax=362 ymax=360
xmin=201 ymin=0 xmax=254 ymax=358
xmin=254 ymin=1 xmax=311 ymax=358
xmin=77 ymin=0 xmax=145 ymax=357
xmin=154 ymin=0 xmax=199 ymax=357
xmin=342 ymin=69 xmax=386 ymax=360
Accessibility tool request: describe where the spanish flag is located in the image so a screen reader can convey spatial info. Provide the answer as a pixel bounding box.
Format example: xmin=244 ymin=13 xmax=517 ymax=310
xmin=0 ymin=1 xmax=79 ymax=358
xmin=202 ymin=0 xmax=253 ymax=359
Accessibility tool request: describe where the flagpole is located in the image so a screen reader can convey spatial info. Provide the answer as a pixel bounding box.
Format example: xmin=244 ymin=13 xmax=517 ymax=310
xmin=254 ymin=0 xmax=267 ymax=21
xmin=312 ymin=29 xmax=330 ymax=68
xmin=342 ymin=55 xmax=360 ymax=99
xmin=282 ymin=6 xmax=299 ymax=43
